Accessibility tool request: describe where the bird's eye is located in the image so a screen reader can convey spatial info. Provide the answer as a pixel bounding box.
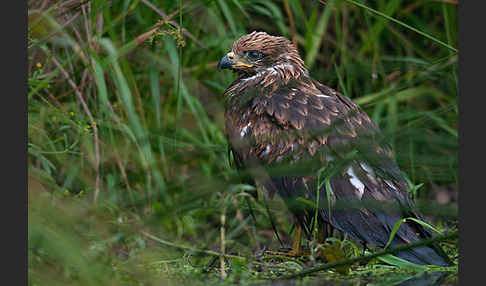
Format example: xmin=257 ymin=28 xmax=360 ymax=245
xmin=246 ymin=50 xmax=265 ymax=60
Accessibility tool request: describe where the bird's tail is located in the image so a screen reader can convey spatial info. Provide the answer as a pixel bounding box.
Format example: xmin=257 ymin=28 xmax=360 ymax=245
xmin=379 ymin=216 xmax=452 ymax=266
xmin=371 ymin=210 xmax=452 ymax=266
xmin=327 ymin=210 xmax=452 ymax=266
xmin=392 ymin=242 xmax=451 ymax=266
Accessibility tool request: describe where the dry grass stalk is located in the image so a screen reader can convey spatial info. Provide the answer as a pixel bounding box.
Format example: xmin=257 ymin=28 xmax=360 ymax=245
xmin=51 ymin=57 xmax=101 ymax=204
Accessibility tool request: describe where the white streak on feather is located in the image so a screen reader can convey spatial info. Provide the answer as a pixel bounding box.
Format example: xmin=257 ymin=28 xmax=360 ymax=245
xmin=360 ymin=162 xmax=374 ymax=174
xmin=384 ymin=180 xmax=397 ymax=191
xmin=315 ymin=94 xmax=330 ymax=98
xmin=263 ymin=144 xmax=271 ymax=155
xmin=360 ymin=162 xmax=376 ymax=182
xmin=347 ymin=166 xmax=365 ymax=198
xmin=240 ymin=122 xmax=251 ymax=137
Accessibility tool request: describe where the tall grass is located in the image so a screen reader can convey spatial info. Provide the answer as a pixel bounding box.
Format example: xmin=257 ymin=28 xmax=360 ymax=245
xmin=28 ymin=0 xmax=458 ymax=284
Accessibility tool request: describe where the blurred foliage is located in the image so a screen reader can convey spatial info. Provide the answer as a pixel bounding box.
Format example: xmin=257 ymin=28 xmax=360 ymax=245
xmin=28 ymin=0 xmax=458 ymax=285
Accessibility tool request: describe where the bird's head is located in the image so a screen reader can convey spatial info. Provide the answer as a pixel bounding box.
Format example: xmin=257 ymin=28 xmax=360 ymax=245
xmin=218 ymin=31 xmax=307 ymax=79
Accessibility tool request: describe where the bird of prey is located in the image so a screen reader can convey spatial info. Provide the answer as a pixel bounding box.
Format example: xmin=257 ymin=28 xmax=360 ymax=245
xmin=218 ymin=31 xmax=451 ymax=266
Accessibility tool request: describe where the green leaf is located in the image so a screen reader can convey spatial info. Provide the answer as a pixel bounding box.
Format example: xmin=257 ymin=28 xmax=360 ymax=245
xmin=407 ymin=218 xmax=443 ymax=235
xmin=384 ymin=218 xmax=408 ymax=249
xmin=384 ymin=217 xmax=442 ymax=249
xmin=377 ymin=254 xmax=428 ymax=270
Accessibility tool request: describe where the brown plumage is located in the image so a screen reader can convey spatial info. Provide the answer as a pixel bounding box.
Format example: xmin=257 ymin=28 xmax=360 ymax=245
xmin=218 ymin=31 xmax=451 ymax=266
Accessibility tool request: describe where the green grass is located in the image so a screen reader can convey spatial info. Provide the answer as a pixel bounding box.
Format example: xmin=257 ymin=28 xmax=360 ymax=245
xmin=28 ymin=0 xmax=458 ymax=285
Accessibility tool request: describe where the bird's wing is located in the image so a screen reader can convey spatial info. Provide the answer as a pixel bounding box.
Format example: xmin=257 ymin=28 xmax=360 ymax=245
xmin=225 ymin=78 xmax=436 ymax=247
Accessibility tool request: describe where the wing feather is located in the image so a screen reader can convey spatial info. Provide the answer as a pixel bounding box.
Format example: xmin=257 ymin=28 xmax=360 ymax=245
xmin=225 ymin=78 xmax=439 ymax=249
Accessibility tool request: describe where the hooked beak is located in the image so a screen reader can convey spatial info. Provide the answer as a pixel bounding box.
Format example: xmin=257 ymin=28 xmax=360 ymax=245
xmin=218 ymin=54 xmax=233 ymax=70
xmin=218 ymin=52 xmax=253 ymax=71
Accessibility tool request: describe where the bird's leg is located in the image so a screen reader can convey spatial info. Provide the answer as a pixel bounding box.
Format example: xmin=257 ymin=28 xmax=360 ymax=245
xmin=265 ymin=224 xmax=304 ymax=257
xmin=289 ymin=224 xmax=303 ymax=256
xmin=318 ymin=223 xmax=328 ymax=244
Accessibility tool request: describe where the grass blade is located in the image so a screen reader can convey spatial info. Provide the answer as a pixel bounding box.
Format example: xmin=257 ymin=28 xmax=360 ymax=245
xmin=342 ymin=0 xmax=458 ymax=52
